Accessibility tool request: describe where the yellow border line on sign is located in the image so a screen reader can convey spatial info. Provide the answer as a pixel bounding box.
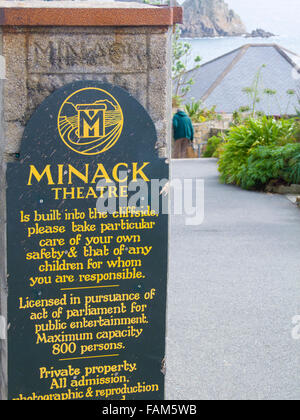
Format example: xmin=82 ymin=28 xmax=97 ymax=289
xmin=59 ymin=354 xmax=120 ymax=362
xmin=60 ymin=285 xmax=120 ymax=291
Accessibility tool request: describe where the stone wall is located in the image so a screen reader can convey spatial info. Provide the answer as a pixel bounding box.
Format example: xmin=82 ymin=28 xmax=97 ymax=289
xmin=193 ymin=117 xmax=232 ymax=145
xmin=0 ymin=64 xmax=7 ymax=401
xmin=2 ymin=25 xmax=172 ymax=160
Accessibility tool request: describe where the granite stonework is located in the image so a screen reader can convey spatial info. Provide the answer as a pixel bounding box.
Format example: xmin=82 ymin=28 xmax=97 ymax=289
xmin=2 ymin=25 xmax=172 ymax=159
xmin=0 ymin=76 xmax=7 ymax=401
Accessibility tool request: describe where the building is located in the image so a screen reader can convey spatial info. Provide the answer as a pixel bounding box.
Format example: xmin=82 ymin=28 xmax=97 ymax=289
xmin=185 ymin=44 xmax=300 ymax=116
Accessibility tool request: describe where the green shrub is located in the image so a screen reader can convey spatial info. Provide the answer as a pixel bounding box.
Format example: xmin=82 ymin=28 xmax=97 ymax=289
xmin=203 ymin=135 xmax=223 ymax=158
xmin=218 ymin=116 xmax=298 ymax=189
xmin=239 ymin=144 xmax=300 ymax=189
xmin=287 ymin=147 xmax=300 ymax=183
xmin=294 ymin=121 xmax=300 ymax=142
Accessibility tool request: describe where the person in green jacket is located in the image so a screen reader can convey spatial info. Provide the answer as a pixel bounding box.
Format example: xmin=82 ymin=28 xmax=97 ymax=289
xmin=173 ymin=109 xmax=194 ymax=159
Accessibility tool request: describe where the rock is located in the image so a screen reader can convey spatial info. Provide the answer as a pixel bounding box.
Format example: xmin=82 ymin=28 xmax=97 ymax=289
xmin=181 ymin=0 xmax=246 ymax=38
xmin=272 ymin=184 xmax=300 ymax=195
xmin=246 ymin=28 xmax=275 ymax=38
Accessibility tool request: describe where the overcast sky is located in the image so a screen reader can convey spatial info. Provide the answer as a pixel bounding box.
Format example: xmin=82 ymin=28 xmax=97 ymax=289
xmin=225 ymin=0 xmax=300 ymax=35
xmin=175 ymin=0 xmax=300 ymax=35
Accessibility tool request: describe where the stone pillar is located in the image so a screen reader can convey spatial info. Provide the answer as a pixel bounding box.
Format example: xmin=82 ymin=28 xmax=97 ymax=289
xmin=0 ymin=1 xmax=182 ymax=400
xmin=0 ymin=1 xmax=182 ymax=159
xmin=0 ymin=29 xmax=7 ymax=398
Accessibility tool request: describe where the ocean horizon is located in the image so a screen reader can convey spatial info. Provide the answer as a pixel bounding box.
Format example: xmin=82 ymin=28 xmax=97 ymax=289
xmin=184 ymin=34 xmax=300 ymax=69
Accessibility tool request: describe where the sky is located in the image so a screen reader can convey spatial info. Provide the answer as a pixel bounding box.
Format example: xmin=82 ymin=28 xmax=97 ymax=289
xmin=224 ymin=0 xmax=300 ymax=36
xmin=175 ymin=0 xmax=300 ymax=36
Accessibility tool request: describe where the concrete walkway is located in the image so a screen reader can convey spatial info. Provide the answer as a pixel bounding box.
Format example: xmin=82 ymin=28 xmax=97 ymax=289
xmin=166 ymin=158 xmax=300 ymax=400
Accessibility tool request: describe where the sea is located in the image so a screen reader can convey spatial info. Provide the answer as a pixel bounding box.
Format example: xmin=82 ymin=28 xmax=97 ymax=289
xmin=184 ymin=35 xmax=300 ymax=69
xmin=182 ymin=0 xmax=300 ymax=68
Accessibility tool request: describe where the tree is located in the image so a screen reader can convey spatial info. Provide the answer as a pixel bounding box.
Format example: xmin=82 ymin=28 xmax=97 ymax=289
xmin=172 ymin=25 xmax=201 ymax=105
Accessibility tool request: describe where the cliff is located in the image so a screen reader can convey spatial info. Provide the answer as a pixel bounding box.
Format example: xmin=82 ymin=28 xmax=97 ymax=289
xmin=181 ymin=0 xmax=246 ymax=38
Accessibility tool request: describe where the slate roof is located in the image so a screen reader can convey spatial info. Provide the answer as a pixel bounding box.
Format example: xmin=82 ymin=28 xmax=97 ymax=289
xmin=185 ymin=44 xmax=300 ymax=116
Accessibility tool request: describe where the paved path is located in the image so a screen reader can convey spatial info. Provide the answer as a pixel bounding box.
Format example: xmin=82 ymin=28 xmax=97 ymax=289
xmin=166 ymin=159 xmax=300 ymax=400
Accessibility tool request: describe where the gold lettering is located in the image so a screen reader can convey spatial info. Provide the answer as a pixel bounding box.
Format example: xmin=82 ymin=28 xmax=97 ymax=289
xmin=28 ymin=165 xmax=54 ymax=186
xmin=132 ymin=163 xmax=150 ymax=182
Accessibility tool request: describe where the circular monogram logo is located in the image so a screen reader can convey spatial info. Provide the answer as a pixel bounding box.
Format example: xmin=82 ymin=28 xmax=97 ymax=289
xmin=58 ymin=87 xmax=124 ymax=155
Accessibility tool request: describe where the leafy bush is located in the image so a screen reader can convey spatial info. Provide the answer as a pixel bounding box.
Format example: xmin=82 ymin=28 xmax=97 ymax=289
xmin=203 ymin=135 xmax=223 ymax=158
xmin=239 ymin=144 xmax=300 ymax=189
xmin=288 ymin=146 xmax=300 ymax=183
xmin=218 ymin=116 xmax=298 ymax=189
xmin=294 ymin=121 xmax=300 ymax=142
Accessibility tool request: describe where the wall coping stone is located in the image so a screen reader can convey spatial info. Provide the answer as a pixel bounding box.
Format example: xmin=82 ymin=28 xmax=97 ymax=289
xmin=0 ymin=1 xmax=183 ymax=27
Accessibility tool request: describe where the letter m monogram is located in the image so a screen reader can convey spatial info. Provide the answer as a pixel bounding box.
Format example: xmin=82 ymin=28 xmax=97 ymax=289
xmin=76 ymin=104 xmax=107 ymax=138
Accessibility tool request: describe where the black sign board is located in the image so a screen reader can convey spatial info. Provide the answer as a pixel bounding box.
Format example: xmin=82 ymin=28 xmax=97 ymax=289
xmin=7 ymin=81 xmax=168 ymax=400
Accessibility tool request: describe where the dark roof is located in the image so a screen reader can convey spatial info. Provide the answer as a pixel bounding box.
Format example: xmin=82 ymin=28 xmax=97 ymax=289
xmin=185 ymin=44 xmax=300 ymax=115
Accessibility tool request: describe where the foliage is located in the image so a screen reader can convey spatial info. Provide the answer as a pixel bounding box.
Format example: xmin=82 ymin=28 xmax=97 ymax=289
xmin=185 ymin=99 xmax=221 ymax=123
xmin=240 ymin=65 xmax=298 ymax=117
xmin=172 ymin=26 xmax=201 ymax=100
xmin=232 ymin=108 xmax=252 ymax=126
xmin=202 ymin=106 xmax=222 ymax=122
xmin=241 ymin=65 xmax=266 ymax=116
xmin=143 ymin=0 xmax=169 ymax=4
xmin=218 ymin=116 xmax=298 ymax=189
xmin=172 ymin=95 xmax=183 ymax=109
xmin=185 ymin=100 xmax=205 ymax=122
xmin=287 ymin=146 xmax=300 ymax=183
xmin=232 ymin=110 xmax=245 ymax=126
xmin=284 ymin=89 xmax=297 ymax=116
xmin=294 ymin=120 xmax=300 ymax=142
xmin=238 ymin=143 xmax=300 ymax=189
xmin=203 ymin=135 xmax=224 ymax=158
